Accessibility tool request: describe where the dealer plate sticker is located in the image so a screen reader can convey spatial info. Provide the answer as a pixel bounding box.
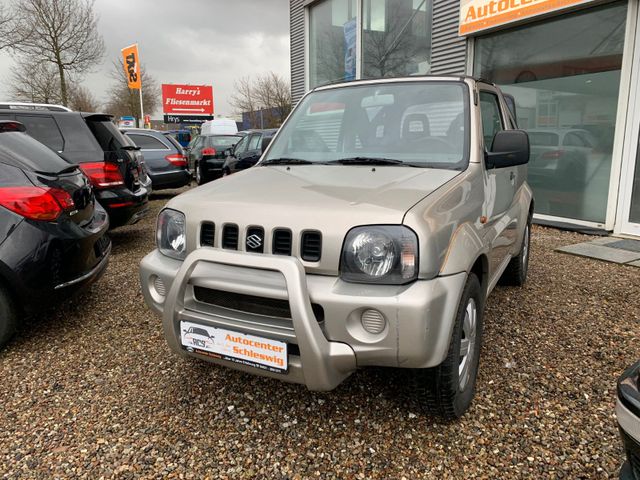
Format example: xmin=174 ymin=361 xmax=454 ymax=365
xmin=180 ymin=321 xmax=287 ymax=373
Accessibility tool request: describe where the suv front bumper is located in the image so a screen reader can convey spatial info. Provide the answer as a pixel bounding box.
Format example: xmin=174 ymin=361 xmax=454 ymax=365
xmin=140 ymin=248 xmax=467 ymax=391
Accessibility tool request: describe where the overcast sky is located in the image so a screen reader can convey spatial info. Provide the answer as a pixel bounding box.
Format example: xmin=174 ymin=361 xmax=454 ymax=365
xmin=0 ymin=0 xmax=291 ymax=118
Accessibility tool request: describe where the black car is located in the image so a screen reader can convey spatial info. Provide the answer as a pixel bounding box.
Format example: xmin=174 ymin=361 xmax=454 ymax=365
xmin=122 ymin=128 xmax=191 ymax=190
xmin=222 ymin=129 xmax=277 ymax=176
xmin=187 ymin=133 xmax=244 ymax=184
xmin=0 ymin=103 xmax=150 ymax=229
xmin=617 ymin=360 xmax=640 ymax=479
xmin=0 ymin=120 xmax=111 ymax=348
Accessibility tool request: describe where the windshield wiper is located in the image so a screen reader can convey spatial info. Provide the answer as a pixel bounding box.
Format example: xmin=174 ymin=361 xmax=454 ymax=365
xmin=261 ymin=158 xmax=315 ymax=166
xmin=329 ymin=157 xmax=406 ymax=166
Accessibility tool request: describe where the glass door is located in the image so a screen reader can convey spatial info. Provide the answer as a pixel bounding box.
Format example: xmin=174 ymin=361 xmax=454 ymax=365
xmin=618 ymin=6 xmax=640 ymax=237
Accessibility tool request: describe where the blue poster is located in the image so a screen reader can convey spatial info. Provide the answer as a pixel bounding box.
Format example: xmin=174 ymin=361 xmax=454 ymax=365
xmin=344 ymin=18 xmax=357 ymax=81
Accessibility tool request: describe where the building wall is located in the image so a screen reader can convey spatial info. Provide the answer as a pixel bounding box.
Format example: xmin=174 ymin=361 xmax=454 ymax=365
xmin=430 ymin=0 xmax=467 ymax=75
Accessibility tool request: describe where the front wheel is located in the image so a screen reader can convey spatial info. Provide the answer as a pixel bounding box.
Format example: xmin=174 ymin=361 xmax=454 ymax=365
xmin=411 ymin=273 xmax=484 ymax=419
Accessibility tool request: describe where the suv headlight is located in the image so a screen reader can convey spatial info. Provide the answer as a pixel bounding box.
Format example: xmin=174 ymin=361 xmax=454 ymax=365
xmin=157 ymin=208 xmax=186 ymax=260
xmin=340 ymin=226 xmax=418 ymax=284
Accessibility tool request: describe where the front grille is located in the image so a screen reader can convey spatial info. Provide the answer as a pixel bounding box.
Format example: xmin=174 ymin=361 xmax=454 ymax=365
xmin=199 ymin=222 xmax=321 ymax=262
xmin=193 ymin=286 xmax=324 ymax=322
xmin=301 ymin=231 xmax=322 ymax=262
xmin=246 ymin=226 xmax=265 ymax=253
xmin=272 ymin=229 xmax=292 ymax=255
xmin=200 ymin=222 xmax=215 ymax=247
xmin=222 ymin=224 xmax=239 ymax=250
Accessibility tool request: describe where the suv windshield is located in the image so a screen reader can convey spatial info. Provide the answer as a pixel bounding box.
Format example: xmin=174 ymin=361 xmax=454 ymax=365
xmin=263 ymin=81 xmax=470 ymax=169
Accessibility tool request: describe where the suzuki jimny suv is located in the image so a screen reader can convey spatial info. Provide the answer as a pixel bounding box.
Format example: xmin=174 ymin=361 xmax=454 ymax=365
xmin=140 ymin=77 xmax=533 ymax=419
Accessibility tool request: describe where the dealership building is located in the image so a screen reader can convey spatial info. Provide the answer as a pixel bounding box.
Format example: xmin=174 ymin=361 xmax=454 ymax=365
xmin=289 ymin=0 xmax=640 ymax=237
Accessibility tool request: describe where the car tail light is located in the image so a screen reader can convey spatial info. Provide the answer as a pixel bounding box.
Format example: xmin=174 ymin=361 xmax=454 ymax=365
xmin=201 ymin=148 xmax=217 ymax=156
xmin=0 ymin=186 xmax=75 ymax=221
xmin=79 ymin=162 xmax=124 ymax=188
xmin=165 ymin=153 xmax=187 ymax=167
xmin=541 ymin=150 xmax=565 ymax=159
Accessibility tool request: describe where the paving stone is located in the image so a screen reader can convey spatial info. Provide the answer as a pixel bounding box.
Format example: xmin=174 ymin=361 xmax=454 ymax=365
xmin=556 ymin=242 xmax=640 ymax=264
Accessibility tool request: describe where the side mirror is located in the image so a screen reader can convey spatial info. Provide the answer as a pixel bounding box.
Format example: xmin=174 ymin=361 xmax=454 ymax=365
xmin=485 ymin=130 xmax=529 ymax=169
xmin=261 ymin=136 xmax=273 ymax=152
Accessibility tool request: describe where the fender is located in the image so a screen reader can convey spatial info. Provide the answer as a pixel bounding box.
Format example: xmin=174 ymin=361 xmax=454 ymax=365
xmin=438 ymin=222 xmax=489 ymax=277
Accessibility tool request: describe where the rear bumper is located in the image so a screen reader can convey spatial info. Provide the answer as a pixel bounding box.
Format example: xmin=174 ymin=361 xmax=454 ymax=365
xmin=140 ymin=248 xmax=466 ymax=391
xmin=0 ymin=207 xmax=111 ymax=312
xmin=97 ymin=185 xmax=149 ymax=228
xmin=149 ymin=169 xmax=191 ymax=189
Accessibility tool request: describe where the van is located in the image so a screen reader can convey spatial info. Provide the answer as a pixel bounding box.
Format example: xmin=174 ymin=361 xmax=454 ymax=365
xmin=200 ymin=118 xmax=238 ymax=136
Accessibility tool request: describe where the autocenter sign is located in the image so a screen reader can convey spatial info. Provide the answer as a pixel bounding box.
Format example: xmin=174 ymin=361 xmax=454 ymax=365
xmin=459 ymin=0 xmax=596 ymax=35
xmin=162 ymin=84 xmax=214 ymax=115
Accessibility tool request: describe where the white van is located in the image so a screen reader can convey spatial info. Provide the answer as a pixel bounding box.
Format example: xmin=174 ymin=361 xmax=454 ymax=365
xmin=200 ymin=118 xmax=238 ymax=135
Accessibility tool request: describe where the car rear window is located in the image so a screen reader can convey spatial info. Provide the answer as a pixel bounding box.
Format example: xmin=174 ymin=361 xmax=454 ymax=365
xmin=54 ymin=114 xmax=103 ymax=152
xmin=205 ymin=135 xmax=242 ymax=148
xmin=0 ymin=131 xmax=71 ymax=173
xmin=162 ymin=134 xmax=184 ymax=153
xmin=86 ymin=119 xmax=134 ymax=151
xmin=528 ymin=132 xmax=559 ymax=147
xmin=127 ymin=133 xmax=169 ymax=150
xmin=16 ymin=115 xmax=64 ymax=152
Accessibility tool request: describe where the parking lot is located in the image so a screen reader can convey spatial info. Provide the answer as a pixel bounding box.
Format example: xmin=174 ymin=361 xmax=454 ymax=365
xmin=0 ymin=187 xmax=637 ymax=479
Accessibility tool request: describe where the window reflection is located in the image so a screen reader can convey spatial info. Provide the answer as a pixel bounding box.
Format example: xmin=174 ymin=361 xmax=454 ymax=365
xmin=362 ymin=0 xmax=432 ymax=78
xmin=475 ymin=3 xmax=627 ymax=223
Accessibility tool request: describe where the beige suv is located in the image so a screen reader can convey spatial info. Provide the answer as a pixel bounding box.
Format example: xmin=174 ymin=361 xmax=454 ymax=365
xmin=140 ymin=77 xmax=533 ymax=419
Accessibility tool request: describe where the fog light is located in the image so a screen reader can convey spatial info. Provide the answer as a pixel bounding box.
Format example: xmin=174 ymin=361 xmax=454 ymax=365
xmin=150 ymin=275 xmax=166 ymax=302
xmin=361 ymin=309 xmax=386 ymax=334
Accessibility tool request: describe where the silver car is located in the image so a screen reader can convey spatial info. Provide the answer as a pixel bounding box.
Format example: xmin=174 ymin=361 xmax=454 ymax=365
xmin=140 ymin=76 xmax=533 ymax=419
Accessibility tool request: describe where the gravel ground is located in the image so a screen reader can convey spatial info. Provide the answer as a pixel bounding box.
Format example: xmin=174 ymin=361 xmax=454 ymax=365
xmin=1 ymin=187 xmax=639 ymax=479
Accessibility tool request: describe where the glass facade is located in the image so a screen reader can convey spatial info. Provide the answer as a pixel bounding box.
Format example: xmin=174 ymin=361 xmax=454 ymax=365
xmin=474 ymin=2 xmax=627 ymax=223
xmin=309 ymin=0 xmax=358 ymax=88
xmin=362 ymin=0 xmax=432 ymax=78
xmin=308 ymin=0 xmax=433 ymax=89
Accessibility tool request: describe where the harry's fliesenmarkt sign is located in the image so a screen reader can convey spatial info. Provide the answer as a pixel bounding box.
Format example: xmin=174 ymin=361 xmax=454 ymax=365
xmin=459 ymin=0 xmax=595 ymax=35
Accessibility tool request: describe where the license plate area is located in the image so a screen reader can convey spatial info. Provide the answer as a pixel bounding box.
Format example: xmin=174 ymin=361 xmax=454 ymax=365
xmin=180 ymin=321 xmax=288 ymax=373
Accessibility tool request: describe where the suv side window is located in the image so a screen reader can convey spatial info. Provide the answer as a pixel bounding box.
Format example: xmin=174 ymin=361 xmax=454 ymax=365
xmin=479 ymin=91 xmax=504 ymax=149
xmin=563 ymin=132 xmax=587 ymax=147
xmin=16 ymin=115 xmax=64 ymax=152
xmin=248 ymin=133 xmax=262 ymax=151
xmin=128 ymin=133 xmax=169 ymax=150
xmin=233 ymin=135 xmax=249 ymax=155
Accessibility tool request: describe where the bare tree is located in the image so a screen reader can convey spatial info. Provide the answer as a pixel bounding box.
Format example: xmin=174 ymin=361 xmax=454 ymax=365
xmin=8 ymin=56 xmax=63 ymax=104
xmin=104 ymin=58 xmax=160 ymax=126
xmin=68 ymin=84 xmax=100 ymax=111
xmin=12 ymin=0 xmax=105 ymax=106
xmin=230 ymin=72 xmax=292 ymax=128
xmin=0 ymin=4 xmax=27 ymax=50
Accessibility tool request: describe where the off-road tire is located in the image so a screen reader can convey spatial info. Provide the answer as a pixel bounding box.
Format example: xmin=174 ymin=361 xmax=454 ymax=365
xmin=499 ymin=218 xmax=531 ymax=286
xmin=411 ymin=273 xmax=484 ymax=419
xmin=0 ymin=286 xmax=17 ymax=350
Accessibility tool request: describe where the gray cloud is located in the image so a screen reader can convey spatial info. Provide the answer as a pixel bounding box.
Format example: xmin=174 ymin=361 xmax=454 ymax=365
xmin=0 ymin=0 xmax=291 ymax=117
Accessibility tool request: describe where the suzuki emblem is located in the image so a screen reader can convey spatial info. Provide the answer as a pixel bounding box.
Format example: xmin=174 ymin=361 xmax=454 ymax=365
xmin=246 ymin=234 xmax=263 ymax=249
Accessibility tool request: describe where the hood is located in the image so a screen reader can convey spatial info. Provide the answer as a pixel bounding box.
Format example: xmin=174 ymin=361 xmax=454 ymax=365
xmin=171 ymin=165 xmax=460 ymax=274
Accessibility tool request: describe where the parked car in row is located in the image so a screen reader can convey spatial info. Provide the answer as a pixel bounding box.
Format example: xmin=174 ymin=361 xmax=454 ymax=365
xmin=187 ymin=133 xmax=243 ymax=184
xmin=222 ymin=128 xmax=277 ymax=176
xmin=0 ymin=103 xmax=150 ymax=228
xmin=0 ymin=120 xmax=111 ymax=348
xmin=617 ymin=360 xmax=640 ymax=479
xmin=122 ymin=128 xmax=191 ymax=190
xmin=140 ymin=76 xmax=533 ymax=419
